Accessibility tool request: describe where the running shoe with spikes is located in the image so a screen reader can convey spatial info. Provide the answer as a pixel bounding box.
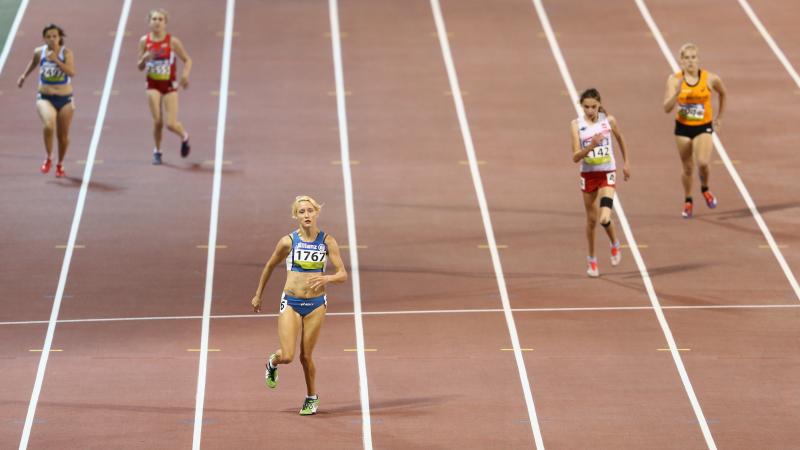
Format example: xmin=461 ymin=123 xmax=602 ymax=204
xmin=55 ymin=164 xmax=65 ymax=178
xmin=587 ymin=259 xmax=599 ymax=278
xmin=180 ymin=138 xmax=191 ymax=158
xmin=610 ymin=245 xmax=622 ymax=267
xmin=299 ymin=397 xmax=319 ymax=416
xmin=265 ymin=354 xmax=278 ymax=389
xmin=702 ymin=190 xmax=717 ymax=209
xmin=40 ymin=158 xmax=52 ymax=174
xmin=682 ymin=202 xmax=693 ymax=219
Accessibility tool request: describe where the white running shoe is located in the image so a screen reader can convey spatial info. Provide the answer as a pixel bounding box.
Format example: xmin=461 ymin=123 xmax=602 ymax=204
xmin=610 ymin=245 xmax=622 ymax=266
xmin=587 ymin=259 xmax=599 ymax=278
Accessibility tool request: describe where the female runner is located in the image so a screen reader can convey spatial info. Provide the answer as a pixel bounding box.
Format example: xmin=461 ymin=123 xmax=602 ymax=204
xmin=251 ymin=196 xmax=347 ymax=415
xmin=137 ymin=9 xmax=192 ymax=164
xmin=17 ymin=24 xmax=76 ymax=178
xmin=571 ymin=88 xmax=631 ymax=277
xmin=663 ymin=43 xmax=727 ymax=218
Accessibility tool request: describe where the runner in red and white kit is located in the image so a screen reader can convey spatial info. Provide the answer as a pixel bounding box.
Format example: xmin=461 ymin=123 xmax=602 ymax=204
xmin=137 ymin=8 xmax=192 ymax=165
xmin=570 ymin=88 xmax=631 ymax=277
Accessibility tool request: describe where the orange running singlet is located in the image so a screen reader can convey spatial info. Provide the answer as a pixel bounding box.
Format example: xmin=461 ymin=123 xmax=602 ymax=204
xmin=675 ymin=69 xmax=713 ymax=126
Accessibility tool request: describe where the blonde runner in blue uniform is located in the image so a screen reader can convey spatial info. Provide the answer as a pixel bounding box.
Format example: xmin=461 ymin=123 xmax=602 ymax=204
xmin=251 ymin=196 xmax=347 ymax=415
xmin=17 ymin=24 xmax=76 ymax=178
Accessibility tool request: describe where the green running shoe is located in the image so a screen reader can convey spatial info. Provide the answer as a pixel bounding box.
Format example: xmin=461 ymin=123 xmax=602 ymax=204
xmin=265 ymin=354 xmax=278 ymax=389
xmin=299 ymin=397 xmax=319 ymax=416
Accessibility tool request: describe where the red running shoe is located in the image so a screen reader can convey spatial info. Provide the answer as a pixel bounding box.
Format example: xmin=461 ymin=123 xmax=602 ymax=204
xmin=55 ymin=164 xmax=65 ymax=178
xmin=682 ymin=202 xmax=693 ymax=219
xmin=703 ymin=191 xmax=717 ymax=209
xmin=40 ymin=159 xmax=52 ymax=174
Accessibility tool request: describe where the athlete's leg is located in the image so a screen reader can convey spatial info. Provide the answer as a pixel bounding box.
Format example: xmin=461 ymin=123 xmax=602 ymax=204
xmin=273 ymin=305 xmax=302 ymax=365
xmin=35 ymin=100 xmax=57 ymax=159
xmin=299 ymin=305 xmax=327 ymax=396
xmin=162 ymin=92 xmax=187 ymax=138
xmin=55 ymin=102 xmax=75 ymax=164
xmin=693 ymin=132 xmax=713 ymax=188
xmin=675 ymin=136 xmax=694 ymax=197
xmin=583 ymin=190 xmax=599 ymax=258
xmin=597 ymin=186 xmax=618 ymax=244
xmin=146 ymin=89 xmax=164 ymax=150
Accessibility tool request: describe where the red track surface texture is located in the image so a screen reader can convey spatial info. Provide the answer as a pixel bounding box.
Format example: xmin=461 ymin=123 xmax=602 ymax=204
xmin=1 ymin=0 xmax=798 ymax=449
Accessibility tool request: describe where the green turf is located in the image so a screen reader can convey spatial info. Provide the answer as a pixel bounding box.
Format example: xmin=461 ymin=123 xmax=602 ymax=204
xmin=0 ymin=0 xmax=23 ymax=57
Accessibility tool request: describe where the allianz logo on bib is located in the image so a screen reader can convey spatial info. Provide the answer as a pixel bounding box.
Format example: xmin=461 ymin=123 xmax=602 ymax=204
xmin=296 ymin=242 xmax=323 ymax=251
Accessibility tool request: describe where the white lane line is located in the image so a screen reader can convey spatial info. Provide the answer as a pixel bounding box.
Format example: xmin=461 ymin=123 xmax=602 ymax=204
xmin=532 ymin=1 xmax=717 ymax=448
xmin=191 ymin=0 xmax=234 ymax=449
xmin=3 ymin=303 xmax=798 ymax=327
xmin=328 ymin=0 xmax=373 ymax=447
xmin=737 ymin=0 xmax=800 ymax=89
xmin=429 ymin=1 xmax=544 ymax=447
xmin=0 ymin=0 xmax=28 ymax=75
xmin=635 ymin=0 xmax=799 ymax=303
xmin=18 ymin=1 xmax=133 ymax=449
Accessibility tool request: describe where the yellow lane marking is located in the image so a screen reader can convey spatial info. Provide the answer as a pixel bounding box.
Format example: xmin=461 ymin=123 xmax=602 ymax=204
xmin=344 ymin=348 xmax=377 ymax=352
xmin=197 ymin=245 xmax=228 ymax=249
xmin=713 ymin=159 xmax=740 ymax=165
xmin=327 ymin=90 xmax=352 ymax=96
xmin=621 ymin=244 xmax=648 ymax=249
xmin=216 ymin=31 xmax=240 ymax=37
xmin=445 ymin=90 xmax=468 ymax=96
xmin=478 ymin=244 xmax=508 ymax=249
xmin=29 ymin=349 xmax=62 ymax=352
xmin=759 ymin=244 xmax=788 ymax=249
xmin=202 ymin=160 xmax=233 ymax=165
xmin=458 ymin=160 xmax=486 ymax=165
xmin=324 ymin=32 xmax=348 ymax=38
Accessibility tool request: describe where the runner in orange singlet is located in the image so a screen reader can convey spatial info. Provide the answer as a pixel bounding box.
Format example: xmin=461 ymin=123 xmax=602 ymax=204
xmin=663 ymin=43 xmax=727 ymax=219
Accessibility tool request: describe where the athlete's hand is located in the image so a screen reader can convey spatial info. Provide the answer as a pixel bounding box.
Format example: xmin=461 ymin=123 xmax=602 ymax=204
xmin=16 ymin=75 xmax=25 ymax=88
xmin=623 ymin=163 xmax=631 ymax=181
xmin=251 ymin=295 xmax=262 ymax=313
xmin=141 ymin=51 xmax=153 ymax=62
xmin=179 ymin=76 xmax=189 ymax=89
xmin=45 ymin=50 xmax=58 ymax=62
xmin=307 ymin=275 xmax=328 ymax=291
xmin=590 ymin=133 xmax=604 ymax=147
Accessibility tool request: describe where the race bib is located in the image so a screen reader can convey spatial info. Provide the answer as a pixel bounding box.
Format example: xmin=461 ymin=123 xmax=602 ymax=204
xmin=41 ymin=62 xmax=65 ymax=83
xmin=279 ymin=298 xmax=287 ymax=313
xmin=579 ymin=176 xmax=586 ymax=190
xmin=147 ymin=59 xmax=171 ymax=80
xmin=606 ymin=172 xmax=616 ymax=185
xmin=679 ymin=103 xmax=705 ymax=122
xmin=293 ymin=247 xmax=327 ymax=270
xmin=583 ymin=144 xmax=612 ymax=165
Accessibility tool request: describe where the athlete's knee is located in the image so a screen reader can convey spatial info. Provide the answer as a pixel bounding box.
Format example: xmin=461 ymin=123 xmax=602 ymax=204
xmin=57 ymin=134 xmax=69 ymax=146
xmin=586 ymin=216 xmax=597 ymax=228
xmin=166 ymin=120 xmax=181 ymax=133
xmin=682 ymin=163 xmax=694 ymax=176
xmin=153 ymin=118 xmax=164 ymax=130
xmin=299 ymin=352 xmax=314 ymax=367
xmin=43 ymin=121 xmax=55 ymax=134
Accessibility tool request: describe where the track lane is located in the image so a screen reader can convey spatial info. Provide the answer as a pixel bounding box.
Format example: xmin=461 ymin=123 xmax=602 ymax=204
xmin=201 ymin=1 xmax=362 ymax=448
